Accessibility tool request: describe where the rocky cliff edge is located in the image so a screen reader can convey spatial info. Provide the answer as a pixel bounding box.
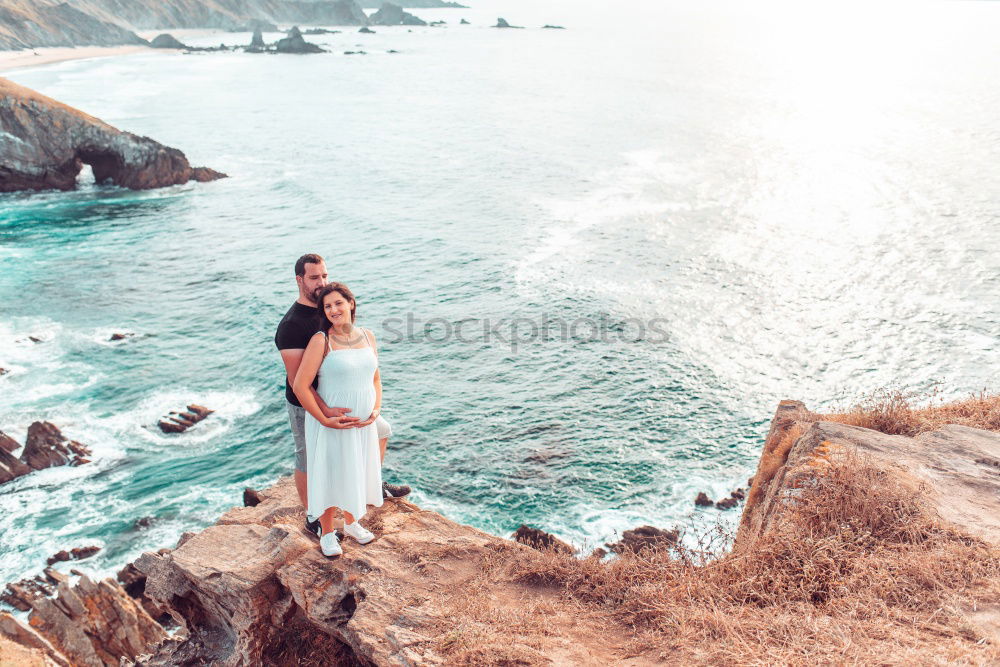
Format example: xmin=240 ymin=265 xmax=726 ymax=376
xmin=0 ymin=77 xmax=226 ymax=193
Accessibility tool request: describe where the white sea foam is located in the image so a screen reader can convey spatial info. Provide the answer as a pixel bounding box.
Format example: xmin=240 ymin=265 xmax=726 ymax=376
xmin=102 ymin=388 xmax=262 ymax=448
xmin=515 ymin=150 xmax=689 ymax=294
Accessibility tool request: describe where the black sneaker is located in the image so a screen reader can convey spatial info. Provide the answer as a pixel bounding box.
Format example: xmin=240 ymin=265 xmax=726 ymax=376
xmin=305 ymin=516 xmax=321 ymax=537
xmin=382 ymin=481 xmax=411 ymax=499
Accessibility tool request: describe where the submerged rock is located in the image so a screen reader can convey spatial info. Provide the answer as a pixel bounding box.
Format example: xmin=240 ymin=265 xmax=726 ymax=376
xmin=0 ymin=78 xmax=226 ymax=193
xmin=542 ymin=24 xmax=566 ymax=29
xmin=275 ymin=26 xmax=326 ymax=53
xmin=359 ymin=26 xmax=375 ymax=33
xmin=149 ymin=33 xmax=188 ymax=49
xmin=157 ymin=403 xmax=214 ymax=434
xmin=369 ymin=2 xmax=427 ymax=26
xmin=460 ymin=18 xmax=470 ymax=24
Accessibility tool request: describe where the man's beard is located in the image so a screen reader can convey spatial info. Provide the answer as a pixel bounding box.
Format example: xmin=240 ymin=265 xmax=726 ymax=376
xmin=308 ymin=286 xmax=324 ymax=304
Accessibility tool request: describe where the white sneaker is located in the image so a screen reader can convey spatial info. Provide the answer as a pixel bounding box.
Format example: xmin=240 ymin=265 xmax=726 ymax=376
xmin=320 ymin=531 xmax=342 ymax=557
xmin=343 ymin=522 xmax=375 ymax=544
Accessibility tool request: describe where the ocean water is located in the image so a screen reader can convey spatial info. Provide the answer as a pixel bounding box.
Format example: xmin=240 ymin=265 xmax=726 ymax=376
xmin=1 ymin=0 xmax=999 ymax=584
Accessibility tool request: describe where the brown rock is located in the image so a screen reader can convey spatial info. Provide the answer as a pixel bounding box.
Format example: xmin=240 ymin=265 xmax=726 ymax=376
xmin=20 ymin=422 xmax=90 ymax=471
xmin=43 ymin=568 xmax=68 ymax=586
xmin=739 ymin=402 xmax=1000 ymax=546
xmin=0 ymin=443 xmax=31 ymax=484
xmin=715 ymin=497 xmax=739 ymax=510
xmin=731 ymin=488 xmax=746 ymax=501
xmin=511 ymin=524 xmax=574 ymax=554
xmin=109 ymin=333 xmax=133 ymax=341
xmin=187 ymin=404 xmax=214 ymax=418
xmin=606 ymin=526 xmax=679 ymax=554
xmin=0 ymin=77 xmax=226 ymax=193
xmin=157 ymin=404 xmax=213 ymax=433
xmin=47 ymin=545 xmax=100 ymax=566
xmin=1 ymin=576 xmax=52 ymax=612
xmin=0 ymin=431 xmax=19 ymax=453
xmin=46 ymin=551 xmax=71 ymax=566
xmin=18 ymin=574 xmax=167 ymax=666
xmin=70 ymin=546 xmax=100 ymax=561
xmin=0 ymin=614 xmax=70 ymax=667
xmin=134 ymin=477 xmax=623 ymax=666
xmin=243 ymin=487 xmax=263 ymax=507
xmin=694 ymin=492 xmax=713 ymax=507
xmin=157 ymin=420 xmax=184 ymax=434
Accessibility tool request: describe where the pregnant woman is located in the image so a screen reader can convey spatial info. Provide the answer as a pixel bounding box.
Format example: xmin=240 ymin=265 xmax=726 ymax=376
xmin=293 ymin=282 xmax=383 ymax=557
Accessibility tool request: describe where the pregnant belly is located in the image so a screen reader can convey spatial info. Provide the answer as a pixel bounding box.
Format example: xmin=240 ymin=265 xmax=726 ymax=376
xmin=322 ymin=388 xmax=375 ymax=417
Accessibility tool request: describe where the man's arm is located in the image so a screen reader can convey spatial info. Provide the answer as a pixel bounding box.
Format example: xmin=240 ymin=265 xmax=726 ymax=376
xmin=279 ymin=348 xmax=351 ymax=418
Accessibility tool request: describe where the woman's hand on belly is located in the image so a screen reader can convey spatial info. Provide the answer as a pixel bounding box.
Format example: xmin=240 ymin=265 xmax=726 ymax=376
xmin=322 ymin=414 xmax=362 ymax=429
xmin=352 ymin=408 xmax=380 ymax=428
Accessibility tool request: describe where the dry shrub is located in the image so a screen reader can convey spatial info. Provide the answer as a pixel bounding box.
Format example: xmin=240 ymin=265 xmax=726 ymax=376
xmin=826 ymin=388 xmax=1000 ymax=436
xmin=503 ymin=454 xmax=1000 ymax=664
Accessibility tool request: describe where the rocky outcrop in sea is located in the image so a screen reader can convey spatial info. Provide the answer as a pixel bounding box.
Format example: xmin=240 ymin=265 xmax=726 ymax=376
xmin=0 ymin=422 xmax=90 ymax=485
xmin=368 ymin=2 xmax=427 ymax=26
xmin=0 ymin=78 xmax=226 ymax=193
xmin=275 ymin=25 xmax=326 ymax=53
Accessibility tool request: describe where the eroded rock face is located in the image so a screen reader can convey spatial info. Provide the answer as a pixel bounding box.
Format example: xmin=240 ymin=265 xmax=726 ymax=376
xmin=0 ymin=77 xmax=226 ymax=193
xmin=134 ymin=479 xmax=557 ymax=664
xmin=739 ymin=400 xmax=1000 ymax=546
xmin=0 ymin=573 xmax=165 ymax=667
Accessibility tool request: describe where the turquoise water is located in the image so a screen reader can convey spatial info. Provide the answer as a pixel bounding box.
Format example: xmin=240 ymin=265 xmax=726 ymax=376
xmin=2 ymin=0 xmax=999 ymax=584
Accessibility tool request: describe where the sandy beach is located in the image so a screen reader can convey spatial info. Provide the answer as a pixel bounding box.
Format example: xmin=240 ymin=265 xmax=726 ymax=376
xmin=0 ymin=31 xmax=230 ymax=74
xmin=0 ymin=45 xmax=153 ymax=73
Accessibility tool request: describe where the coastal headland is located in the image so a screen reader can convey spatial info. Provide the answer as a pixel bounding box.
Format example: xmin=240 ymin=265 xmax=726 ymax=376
xmin=2 ymin=396 xmax=998 ymax=664
xmin=0 ymin=77 xmax=225 ymax=192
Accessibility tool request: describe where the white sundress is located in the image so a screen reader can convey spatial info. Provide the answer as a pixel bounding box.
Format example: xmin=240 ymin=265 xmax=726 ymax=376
xmin=304 ymin=329 xmax=383 ymax=522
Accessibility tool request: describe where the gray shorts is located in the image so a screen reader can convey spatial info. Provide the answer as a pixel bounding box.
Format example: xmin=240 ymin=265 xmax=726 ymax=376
xmin=287 ymin=402 xmax=392 ymax=473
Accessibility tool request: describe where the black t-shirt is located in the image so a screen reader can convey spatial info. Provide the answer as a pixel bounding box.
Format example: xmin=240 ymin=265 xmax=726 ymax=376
xmin=274 ymin=301 xmax=323 ymax=406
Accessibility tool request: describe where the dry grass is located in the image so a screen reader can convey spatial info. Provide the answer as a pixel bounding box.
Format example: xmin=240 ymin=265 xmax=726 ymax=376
xmin=425 ymin=391 xmax=1000 ymax=664
xmin=492 ymin=454 xmax=1000 ymax=664
xmin=825 ymin=388 xmax=1000 ymax=436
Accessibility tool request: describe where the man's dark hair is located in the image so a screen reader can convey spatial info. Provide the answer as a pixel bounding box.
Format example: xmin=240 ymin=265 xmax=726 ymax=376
xmin=294 ymin=253 xmax=325 ymax=277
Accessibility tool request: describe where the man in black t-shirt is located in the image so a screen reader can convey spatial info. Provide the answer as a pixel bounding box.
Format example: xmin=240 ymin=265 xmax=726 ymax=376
xmin=275 ymin=253 xmax=409 ymax=536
